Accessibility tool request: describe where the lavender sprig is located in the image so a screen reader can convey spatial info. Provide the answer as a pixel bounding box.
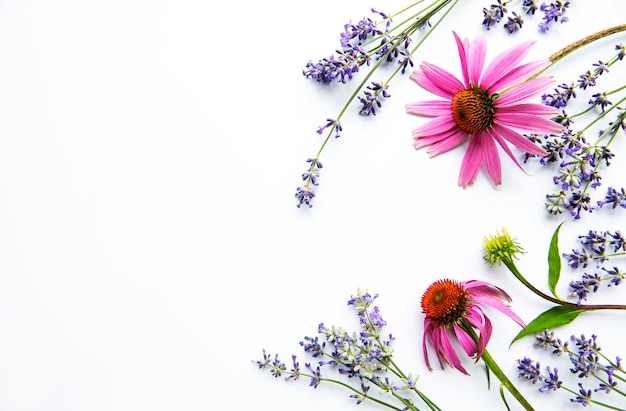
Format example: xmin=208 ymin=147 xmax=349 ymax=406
xmin=481 ymin=0 xmax=570 ymax=33
xmin=517 ymin=331 xmax=626 ymax=409
xmin=255 ymin=289 xmax=442 ymax=411
xmin=296 ymin=0 xmax=460 ymax=207
xmin=562 ymin=229 xmax=626 ymax=304
xmin=523 ymin=38 xmax=626 ymax=219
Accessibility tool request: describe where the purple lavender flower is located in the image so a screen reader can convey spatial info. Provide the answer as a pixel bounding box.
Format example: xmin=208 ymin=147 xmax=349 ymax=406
xmin=569 ymin=272 xmax=601 ymax=304
xmin=539 ymin=366 xmax=562 ymax=392
xmin=268 ymin=352 xmax=287 ymax=377
xmin=589 ymin=92 xmax=612 ymax=113
xmin=598 ymin=187 xmax=626 ymax=209
xmin=482 ymin=0 xmax=507 ymax=30
xmin=603 ymin=266 xmax=624 ymax=286
xmin=616 ymin=44 xmax=626 ymax=60
xmin=303 ymin=52 xmax=361 ymax=84
xmin=538 ymin=1 xmax=570 ymax=32
xmin=595 ymin=369 xmax=617 ymax=394
xmin=300 ymin=336 xmax=325 ymax=357
xmin=569 ymin=191 xmax=593 ymax=219
xmin=571 ymin=383 xmax=592 ymax=406
xmin=535 ymin=329 xmax=569 ymax=354
xmin=504 ymin=12 xmax=524 ymax=33
xmin=305 ymin=363 xmax=322 ymax=388
xmin=296 ymin=158 xmax=324 ymax=207
xmin=358 ymin=81 xmax=390 ymax=116
xmin=577 ymin=71 xmax=597 ymax=90
xmin=593 ymin=60 xmax=610 ymax=76
xmin=340 ymin=17 xmax=382 ymax=48
xmin=285 ymin=355 xmax=301 ymax=381
xmin=316 ymin=118 xmax=342 ymax=138
xmin=522 ymin=0 xmax=538 ymax=14
xmin=517 ymin=357 xmax=542 ymax=383
xmin=295 ymin=186 xmax=316 ymax=208
xmin=542 ymin=83 xmax=576 ymax=108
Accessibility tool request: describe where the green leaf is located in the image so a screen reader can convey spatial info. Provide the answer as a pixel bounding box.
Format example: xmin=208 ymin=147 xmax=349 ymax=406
xmin=511 ymin=305 xmax=584 ymax=345
xmin=548 ymin=222 xmax=565 ymax=299
xmin=499 ymin=384 xmax=512 ymax=411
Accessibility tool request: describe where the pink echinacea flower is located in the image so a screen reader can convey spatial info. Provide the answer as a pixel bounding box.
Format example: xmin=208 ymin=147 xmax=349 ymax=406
xmin=406 ymin=32 xmax=563 ymax=187
xmin=420 ymin=279 xmax=525 ymax=375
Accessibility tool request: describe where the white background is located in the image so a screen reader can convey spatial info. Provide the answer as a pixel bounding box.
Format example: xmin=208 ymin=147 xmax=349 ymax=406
xmin=0 ymin=1 xmax=625 ymax=410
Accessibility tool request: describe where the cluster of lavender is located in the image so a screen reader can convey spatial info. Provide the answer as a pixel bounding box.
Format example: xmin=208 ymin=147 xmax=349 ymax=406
xmin=296 ymin=0 xmax=458 ymax=207
xmin=303 ymin=8 xmax=409 ymax=85
xmin=523 ymin=43 xmax=626 ymax=219
xmin=482 ymin=0 xmax=570 ymax=34
xmin=517 ymin=330 xmax=625 ymax=408
xmin=562 ymin=229 xmax=626 ymax=304
xmin=254 ymin=289 xmax=441 ymax=411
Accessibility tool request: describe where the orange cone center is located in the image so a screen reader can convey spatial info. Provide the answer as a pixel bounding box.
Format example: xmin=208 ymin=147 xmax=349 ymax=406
xmin=451 ymin=87 xmax=494 ymax=133
xmin=421 ymin=279 xmax=469 ymax=325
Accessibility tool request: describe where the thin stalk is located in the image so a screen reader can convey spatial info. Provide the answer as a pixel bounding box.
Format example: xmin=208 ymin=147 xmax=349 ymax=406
xmin=558 ymin=385 xmax=626 ymax=411
xmin=460 ymin=320 xmax=535 ymax=410
xmin=319 ymin=376 xmax=405 ymax=410
xmin=526 ymin=24 xmax=626 ymax=82
xmin=481 ymin=348 xmax=536 ymax=411
xmin=503 ymin=258 xmax=626 ymax=311
xmin=550 ymin=25 xmax=626 ymax=64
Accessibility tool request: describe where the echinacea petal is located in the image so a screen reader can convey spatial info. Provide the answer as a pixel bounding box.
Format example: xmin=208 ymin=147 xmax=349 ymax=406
xmin=412 ymin=115 xmax=457 ymax=137
xmin=494 ymin=76 xmax=555 ymax=106
xmin=463 ymin=306 xmax=490 ymax=359
xmin=424 ymin=128 xmax=468 ymax=157
xmin=453 ymin=323 xmax=477 ymax=357
xmin=438 ymin=326 xmax=469 ymax=375
xmin=414 ymin=127 xmax=462 ymax=149
xmin=490 ymin=129 xmax=527 ymax=172
xmin=489 ymin=60 xmax=552 ymax=93
xmin=494 ymin=111 xmax=564 ymax=134
xmin=480 ymin=40 xmax=536 ymax=89
xmin=421 ymin=62 xmax=465 ymax=96
xmin=479 ymin=312 xmax=492 ymax=358
xmin=481 ymin=132 xmax=502 ymax=186
xmin=472 ymin=296 xmax=526 ymax=328
xmin=466 ymin=282 xmax=526 ymax=328
xmin=458 ymin=131 xmax=486 ymax=187
xmin=453 ymin=32 xmax=470 ymax=87
xmin=467 ymin=35 xmax=487 ymax=85
xmin=410 ymin=69 xmax=455 ymax=99
xmin=406 ymin=100 xmax=452 ymax=117
xmin=491 ymin=123 xmax=548 ymax=158
xmin=497 ymin=103 xmax=558 ymax=117
xmin=464 ymin=280 xmax=512 ymax=299
xmin=464 ymin=306 xmax=487 ymax=337
xmin=422 ymin=319 xmax=436 ymax=371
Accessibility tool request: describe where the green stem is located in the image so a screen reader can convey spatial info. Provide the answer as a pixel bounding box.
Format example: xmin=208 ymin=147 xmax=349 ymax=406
xmin=559 ymin=385 xmax=626 ymax=411
xmin=580 ymin=94 xmax=626 ymax=135
xmin=319 ymin=376 xmax=405 ymax=410
xmin=503 ymin=259 xmax=626 ymax=311
xmin=386 ymin=358 xmax=442 ymax=411
xmin=480 ymin=348 xmax=535 ymax=411
xmin=458 ymin=319 xmax=534 ymax=410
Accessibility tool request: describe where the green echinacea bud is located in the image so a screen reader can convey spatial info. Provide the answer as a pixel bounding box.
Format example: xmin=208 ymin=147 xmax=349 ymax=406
xmin=483 ymin=228 xmax=526 ymax=266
